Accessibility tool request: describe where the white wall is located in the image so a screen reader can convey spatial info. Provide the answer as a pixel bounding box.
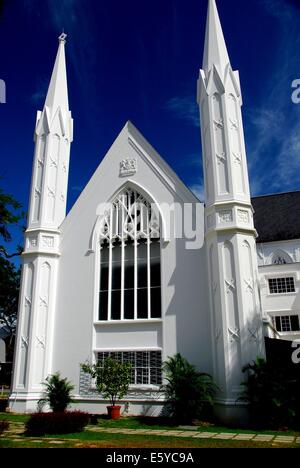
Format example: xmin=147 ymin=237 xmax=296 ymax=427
xmin=259 ymin=260 xmax=300 ymax=341
xmin=51 ymin=123 xmax=212 ymax=399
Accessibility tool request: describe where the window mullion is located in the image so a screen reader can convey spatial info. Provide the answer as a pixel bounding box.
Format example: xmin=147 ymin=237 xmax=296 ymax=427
xmin=121 ymin=194 xmax=125 ymax=321
xmin=147 ymin=211 xmax=151 ymax=320
xmin=115 ymin=202 xmax=119 ymax=239
xmin=107 ymin=206 xmax=113 ymax=321
xmin=134 ymin=195 xmax=138 ymax=320
xmin=121 ymin=241 xmax=125 ymax=321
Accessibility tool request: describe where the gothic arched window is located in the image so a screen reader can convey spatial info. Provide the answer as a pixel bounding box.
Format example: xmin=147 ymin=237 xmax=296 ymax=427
xmin=271 ymin=250 xmax=293 ymax=266
xmin=98 ymin=188 xmax=161 ymax=321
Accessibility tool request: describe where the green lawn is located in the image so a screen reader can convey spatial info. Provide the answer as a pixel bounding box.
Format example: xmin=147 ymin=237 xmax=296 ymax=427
xmin=2 ymin=412 xmax=300 ymax=435
xmin=0 ymin=412 xmax=29 ymax=423
xmin=1 ymin=412 xmax=300 ymax=448
xmin=92 ymin=415 xmax=300 ymax=437
xmin=0 ymin=432 xmax=298 ymax=449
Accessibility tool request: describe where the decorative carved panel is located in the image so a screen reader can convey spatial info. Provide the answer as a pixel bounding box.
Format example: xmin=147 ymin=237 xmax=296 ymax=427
xmin=237 ymin=210 xmax=249 ymax=224
xmin=218 ymin=210 xmax=233 ymax=223
xmin=228 ymin=327 xmax=240 ymax=343
xmin=120 ymin=159 xmax=138 ymax=177
xmin=42 ymin=236 xmax=54 ymax=248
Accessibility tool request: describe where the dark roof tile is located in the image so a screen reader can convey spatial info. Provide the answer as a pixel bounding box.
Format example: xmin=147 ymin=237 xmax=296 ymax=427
xmin=252 ymin=192 xmax=300 ymax=243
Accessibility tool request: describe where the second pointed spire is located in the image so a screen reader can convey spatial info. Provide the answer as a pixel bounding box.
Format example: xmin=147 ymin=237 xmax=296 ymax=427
xmin=44 ymin=33 xmax=69 ymax=116
xmin=202 ymin=0 xmax=230 ymax=77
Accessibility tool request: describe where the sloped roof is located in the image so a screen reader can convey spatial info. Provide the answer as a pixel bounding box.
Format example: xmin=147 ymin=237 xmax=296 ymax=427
xmin=252 ymin=192 xmax=300 ymax=243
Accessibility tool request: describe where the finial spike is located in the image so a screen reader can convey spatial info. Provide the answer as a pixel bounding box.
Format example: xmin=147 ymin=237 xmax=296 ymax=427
xmin=59 ymin=32 xmax=67 ymax=43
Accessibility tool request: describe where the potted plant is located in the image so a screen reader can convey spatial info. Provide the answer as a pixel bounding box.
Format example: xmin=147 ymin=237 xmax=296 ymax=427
xmin=81 ymin=357 xmax=132 ymax=419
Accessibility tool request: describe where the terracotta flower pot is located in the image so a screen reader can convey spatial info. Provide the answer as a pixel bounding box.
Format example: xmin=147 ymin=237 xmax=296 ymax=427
xmin=107 ymin=405 xmax=121 ymax=419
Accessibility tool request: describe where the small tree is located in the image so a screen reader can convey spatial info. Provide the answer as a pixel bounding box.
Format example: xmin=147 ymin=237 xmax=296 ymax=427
xmin=163 ymin=353 xmax=218 ymax=424
xmin=38 ymin=373 xmax=74 ymax=413
xmin=0 ymin=185 xmax=25 ymax=362
xmin=81 ymin=358 xmax=132 ymax=407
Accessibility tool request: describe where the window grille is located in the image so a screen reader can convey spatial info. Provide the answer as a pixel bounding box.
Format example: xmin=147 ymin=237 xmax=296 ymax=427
xmin=268 ymin=277 xmax=295 ymax=294
xmin=97 ymin=350 xmax=162 ymax=385
xmin=274 ymin=315 xmax=300 ymax=333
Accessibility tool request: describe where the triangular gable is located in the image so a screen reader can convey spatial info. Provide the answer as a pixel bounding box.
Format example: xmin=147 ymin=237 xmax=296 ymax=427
xmin=62 ymin=121 xmax=201 ymax=232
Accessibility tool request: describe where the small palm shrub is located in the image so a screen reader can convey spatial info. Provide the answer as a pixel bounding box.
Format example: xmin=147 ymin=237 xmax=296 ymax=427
xmin=0 ymin=420 xmax=9 ymax=435
xmin=241 ymin=357 xmax=300 ymax=429
xmin=38 ymin=373 xmax=74 ymax=413
xmin=163 ymin=354 xmax=218 ymax=424
xmin=25 ymin=411 xmax=89 ymax=436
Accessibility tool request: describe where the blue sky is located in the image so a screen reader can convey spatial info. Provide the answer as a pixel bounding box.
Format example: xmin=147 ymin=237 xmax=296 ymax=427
xmin=1 ymin=0 xmax=300 ymax=252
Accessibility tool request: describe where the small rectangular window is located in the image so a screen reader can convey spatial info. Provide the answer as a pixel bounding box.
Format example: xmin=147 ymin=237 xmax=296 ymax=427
xmin=291 ymin=315 xmax=300 ymax=332
xmin=274 ymin=315 xmax=300 ymax=332
xmin=269 ymin=277 xmax=295 ymax=294
xmin=97 ymin=350 xmax=162 ymax=385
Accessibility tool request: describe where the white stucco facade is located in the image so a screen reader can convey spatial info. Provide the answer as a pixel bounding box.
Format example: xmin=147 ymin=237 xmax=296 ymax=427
xmin=257 ymin=240 xmax=300 ymax=341
xmin=9 ymin=1 xmax=300 ymax=423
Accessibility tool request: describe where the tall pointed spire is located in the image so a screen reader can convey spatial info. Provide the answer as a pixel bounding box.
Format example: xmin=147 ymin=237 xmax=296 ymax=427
xmin=45 ymin=33 xmax=69 ymax=114
xmin=198 ymin=0 xmax=265 ymax=424
xmin=202 ymin=0 xmax=230 ymax=76
xmin=10 ymin=34 xmax=73 ymax=410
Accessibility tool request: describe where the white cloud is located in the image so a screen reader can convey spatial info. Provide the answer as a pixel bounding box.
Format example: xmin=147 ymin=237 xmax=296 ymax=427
xmin=164 ymin=96 xmax=200 ymax=127
xmin=189 ymin=183 xmax=204 ymax=201
xmin=244 ymin=0 xmax=300 ymax=195
xmin=247 ymin=102 xmax=300 ymax=194
xmin=184 ymin=153 xmax=202 ymax=169
xmin=261 ymin=0 xmax=299 ymax=22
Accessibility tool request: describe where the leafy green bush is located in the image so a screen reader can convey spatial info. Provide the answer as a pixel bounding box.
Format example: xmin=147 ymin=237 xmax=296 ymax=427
xmin=0 ymin=420 xmax=9 ymax=434
xmin=162 ymin=354 xmax=218 ymax=424
xmin=38 ymin=373 xmax=74 ymax=413
xmin=81 ymin=357 xmax=132 ymax=407
xmin=25 ymin=411 xmax=89 ymax=436
xmin=241 ymin=357 xmax=300 ymax=429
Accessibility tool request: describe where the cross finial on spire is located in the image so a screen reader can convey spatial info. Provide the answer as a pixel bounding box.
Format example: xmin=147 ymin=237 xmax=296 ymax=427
xmin=59 ymin=32 xmax=67 ymax=43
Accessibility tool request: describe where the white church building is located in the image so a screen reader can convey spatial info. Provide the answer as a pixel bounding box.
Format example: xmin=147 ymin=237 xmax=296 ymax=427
xmin=9 ymin=0 xmax=300 ymax=423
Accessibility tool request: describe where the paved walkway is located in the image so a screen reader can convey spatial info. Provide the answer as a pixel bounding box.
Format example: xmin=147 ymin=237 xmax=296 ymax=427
xmin=87 ymin=426 xmax=300 ymax=444
xmin=2 ymin=422 xmax=300 ymax=445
